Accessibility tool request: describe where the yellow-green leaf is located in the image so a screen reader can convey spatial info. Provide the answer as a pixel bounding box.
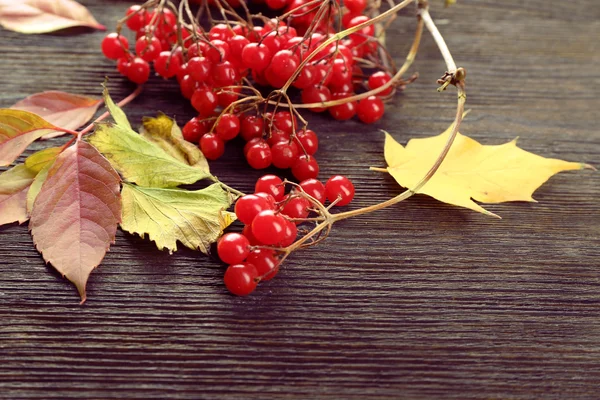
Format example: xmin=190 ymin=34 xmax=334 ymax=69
xmin=120 ymin=183 xmax=236 ymax=254
xmin=25 ymin=146 xmax=62 ymax=173
xmin=378 ymin=126 xmax=593 ymax=217
xmin=140 ymin=113 xmax=210 ymax=172
xmin=0 ymin=164 xmax=36 ymax=225
xmin=26 ymin=161 xmax=53 ymax=214
xmin=88 ymin=122 xmax=211 ymax=187
xmin=445 ymin=0 xmax=456 ymax=6
xmin=0 ymin=109 xmax=60 ymax=166
xmin=102 ymin=83 xmax=130 ymax=130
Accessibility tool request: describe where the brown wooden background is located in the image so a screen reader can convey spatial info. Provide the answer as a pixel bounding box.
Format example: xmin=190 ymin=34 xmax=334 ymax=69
xmin=1 ymin=1 xmax=599 ymax=399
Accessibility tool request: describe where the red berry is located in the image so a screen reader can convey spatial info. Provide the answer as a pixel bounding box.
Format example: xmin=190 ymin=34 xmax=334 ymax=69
xmin=251 ymin=210 xmax=287 ymax=245
xmin=272 ymin=111 xmax=296 ymax=135
xmin=301 ymin=86 xmax=332 ymax=112
xmin=215 ymin=114 xmax=240 ymax=141
xmin=217 ymin=87 xmax=240 ymax=108
xmin=217 ymin=233 xmax=250 ymax=264
xmin=266 ymin=0 xmax=289 ymax=9
xmin=188 ymin=56 xmax=212 ymax=83
xmin=199 ymin=133 xmax=225 ymax=160
xmin=295 ymin=129 xmax=318 ymax=155
xmin=154 ymin=51 xmax=181 ymax=78
xmin=240 ymin=115 xmax=264 ymax=141
xmin=344 ymin=0 xmax=367 ymax=14
xmin=270 ymin=140 xmax=299 ymax=169
xmin=247 ymin=249 xmax=279 ymax=280
xmin=206 ymin=39 xmax=230 ymax=63
xmin=242 ymin=224 xmax=262 ymax=245
xmin=254 ymin=192 xmax=277 ymax=210
xmin=329 ymin=58 xmax=352 ymax=88
xmin=235 ymin=194 xmax=272 ymax=225
xmin=255 ymin=175 xmax=285 ymax=201
xmin=116 ymin=57 xmax=131 ymax=76
xmin=368 ymin=71 xmax=393 ymax=96
xmin=228 ymin=35 xmax=250 ymax=59
xmin=270 ymin=49 xmax=300 ymax=81
xmin=280 ymin=219 xmax=297 ymax=247
xmin=182 ymin=117 xmax=208 ymax=143
xmin=224 ymin=263 xmax=258 ymax=296
xmin=213 ymin=61 xmax=238 ymax=87
xmin=179 ymin=75 xmax=198 ymax=99
xmin=292 ymin=64 xmax=316 ymax=89
xmin=291 ymin=155 xmax=319 ymax=181
xmin=101 ymin=33 xmax=129 ymax=60
xmin=328 ymin=92 xmax=357 ymax=121
xmin=125 ymin=6 xmax=150 ymax=32
xmin=127 ymin=57 xmax=150 ymax=84
xmin=209 ymin=23 xmax=235 ymax=42
xmin=325 ymin=175 xmax=355 ymax=206
xmin=135 ymin=36 xmax=162 ymax=61
xmin=281 ymin=196 xmax=310 ymax=220
xmin=241 ymin=43 xmax=272 ymax=72
xmin=357 ymin=96 xmax=385 ymax=124
xmin=246 ymin=142 xmax=272 ymax=169
xmin=299 ymin=178 xmax=326 ymax=204
xmin=191 ymin=88 xmax=218 ymax=116
xmin=347 ymin=15 xmax=375 ymax=37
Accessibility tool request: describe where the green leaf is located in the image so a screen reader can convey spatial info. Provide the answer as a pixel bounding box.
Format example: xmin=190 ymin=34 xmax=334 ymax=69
xmin=88 ymin=122 xmax=211 ymax=187
xmin=0 ymin=164 xmax=36 ymax=225
xmin=120 ymin=183 xmax=236 ymax=254
xmin=140 ymin=113 xmax=210 ymax=172
xmin=102 ymin=83 xmax=131 ymax=130
xmin=25 ymin=147 xmax=62 ymax=173
xmin=26 ymin=161 xmax=53 ymax=214
xmin=0 ymin=109 xmax=60 ymax=166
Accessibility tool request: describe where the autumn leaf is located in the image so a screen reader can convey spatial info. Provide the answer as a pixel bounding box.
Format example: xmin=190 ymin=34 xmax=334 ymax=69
xmin=0 ymin=109 xmax=62 ymax=166
xmin=120 ymin=183 xmax=236 ymax=254
xmin=0 ymin=164 xmax=37 ymax=226
xmin=0 ymin=0 xmax=105 ymax=34
xmin=24 ymin=146 xmax=61 ymax=173
xmin=11 ymin=91 xmax=102 ymax=139
xmin=376 ymin=125 xmax=593 ymax=217
xmin=30 ymin=141 xmax=121 ymax=302
xmin=140 ymin=113 xmax=210 ymax=171
xmin=102 ymin=84 xmax=131 ymax=130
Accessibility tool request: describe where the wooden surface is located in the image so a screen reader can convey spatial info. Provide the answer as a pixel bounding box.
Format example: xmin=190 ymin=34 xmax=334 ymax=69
xmin=1 ymin=1 xmax=599 ymax=399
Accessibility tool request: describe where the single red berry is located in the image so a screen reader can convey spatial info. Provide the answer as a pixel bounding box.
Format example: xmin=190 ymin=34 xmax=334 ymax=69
xmin=127 ymin=57 xmax=150 ymax=84
xmin=217 ymin=87 xmax=240 ymax=108
xmin=292 ymin=64 xmax=316 ymax=89
xmin=116 ymin=57 xmax=131 ymax=76
xmin=272 ymin=111 xmax=296 ymax=135
xmin=255 ymin=174 xmax=285 ymax=201
xmin=347 ymin=15 xmax=375 ymax=37
xmin=215 ymin=114 xmax=241 ymax=141
xmin=280 ymin=219 xmax=297 ymax=247
xmin=261 ymin=32 xmax=285 ymax=55
xmin=125 ymin=6 xmax=150 ymax=31
xmin=313 ymin=64 xmax=333 ymax=87
xmin=329 ymin=58 xmax=352 ymax=88
xmin=368 ymin=71 xmax=393 ymax=96
xmin=254 ymin=192 xmax=277 ymax=210
xmin=235 ymin=194 xmax=272 ymax=225
xmin=224 ymin=263 xmax=258 ymax=296
xmin=241 ymin=43 xmax=272 ymax=72
xmin=182 ymin=117 xmax=207 ymax=143
xmin=242 ymin=224 xmax=262 ymax=245
xmin=264 ymin=65 xmax=288 ymax=88
xmin=266 ymin=129 xmax=290 ymax=147
xmin=325 ymin=175 xmax=355 ymax=206
xmin=240 ymin=115 xmax=264 ymax=141
xmin=213 ymin=61 xmax=239 ymax=87
xmin=270 ymin=49 xmax=300 ymax=81
xmin=291 ymin=155 xmax=319 ymax=181
xmin=301 ymin=86 xmax=332 ymax=112
xmin=154 ymin=51 xmax=181 ymax=78
xmin=266 ymin=0 xmax=289 ymax=9
xmin=244 ymin=137 xmax=267 ymax=156
xmin=101 ymin=33 xmax=129 ymax=60
xmin=357 ymin=96 xmax=385 ymax=124
xmin=227 ymin=35 xmax=250 ymax=60
xmin=206 ymin=39 xmax=230 ymax=63
xmin=188 ymin=56 xmax=212 ymax=83
xmin=299 ymin=178 xmax=326 ymax=204
xmin=328 ymin=92 xmax=357 ymax=121
xmin=247 ymin=249 xmax=279 ymax=280
xmin=209 ymin=23 xmax=235 ymax=42
xmin=156 ymin=9 xmax=177 ymax=37
xmin=191 ymin=88 xmax=218 ymax=116
xmin=199 ymin=133 xmax=225 ymax=160
xmin=135 ymin=36 xmax=162 ymax=61
xmin=217 ymin=233 xmax=250 ymax=265
xmin=179 ymin=75 xmax=199 ymax=99
xmin=246 ymin=142 xmax=272 ymax=169
xmin=294 ymin=129 xmax=318 ymax=155
xmin=281 ymin=196 xmax=310 ymax=220
xmin=270 ymin=140 xmax=299 ymax=169
xmin=344 ymin=0 xmax=367 ymax=14
xmin=251 ymin=210 xmax=287 ymax=245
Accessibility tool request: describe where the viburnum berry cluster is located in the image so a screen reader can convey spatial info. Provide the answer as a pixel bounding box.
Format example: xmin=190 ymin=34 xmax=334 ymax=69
xmin=98 ymin=0 xmax=469 ymax=296
xmin=219 ymin=174 xmax=354 ymax=295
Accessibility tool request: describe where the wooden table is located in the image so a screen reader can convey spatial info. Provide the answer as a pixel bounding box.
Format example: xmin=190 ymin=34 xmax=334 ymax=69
xmin=1 ymin=1 xmax=599 ymax=398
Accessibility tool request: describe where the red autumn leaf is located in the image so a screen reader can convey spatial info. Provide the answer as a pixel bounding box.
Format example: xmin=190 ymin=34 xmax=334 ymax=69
xmin=0 ymin=109 xmax=61 ymax=166
xmin=30 ymin=140 xmax=121 ymax=303
xmin=0 ymin=0 xmax=105 ymax=34
xmin=11 ymin=91 xmax=102 ymax=139
xmin=0 ymin=164 xmax=36 ymax=226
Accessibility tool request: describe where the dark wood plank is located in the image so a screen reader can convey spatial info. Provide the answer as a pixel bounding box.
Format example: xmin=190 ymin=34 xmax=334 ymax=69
xmin=0 ymin=1 xmax=599 ymax=399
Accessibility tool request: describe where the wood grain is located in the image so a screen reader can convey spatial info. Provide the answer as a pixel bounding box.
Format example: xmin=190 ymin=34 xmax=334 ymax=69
xmin=1 ymin=1 xmax=599 ymax=399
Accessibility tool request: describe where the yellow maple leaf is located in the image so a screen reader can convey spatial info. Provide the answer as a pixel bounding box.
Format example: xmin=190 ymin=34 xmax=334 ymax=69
xmin=375 ymin=124 xmax=594 ymax=218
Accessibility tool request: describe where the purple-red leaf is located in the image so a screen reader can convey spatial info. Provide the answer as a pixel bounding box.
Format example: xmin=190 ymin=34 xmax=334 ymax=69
xmin=30 ymin=141 xmax=121 ymax=302
xmin=0 ymin=109 xmax=61 ymax=166
xmin=12 ymin=91 xmax=102 ymax=139
xmin=0 ymin=0 xmax=105 ymax=34
xmin=0 ymin=164 xmax=36 ymax=226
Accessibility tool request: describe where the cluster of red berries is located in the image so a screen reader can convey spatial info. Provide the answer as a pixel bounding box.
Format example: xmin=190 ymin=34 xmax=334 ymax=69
xmin=218 ymin=173 xmax=355 ymax=295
